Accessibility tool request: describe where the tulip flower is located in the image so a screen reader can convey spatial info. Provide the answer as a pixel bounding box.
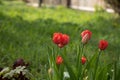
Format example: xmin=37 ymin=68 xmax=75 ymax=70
xmin=81 ymin=34 xmax=89 ymax=44
xmin=53 ymin=32 xmax=63 ymax=44
xmin=53 ymin=32 xmax=69 ymax=48
xmin=81 ymin=56 xmax=87 ymax=65
xmin=56 ymin=56 xmax=63 ymax=65
xmin=99 ymin=40 xmax=108 ymax=50
xmin=61 ymin=34 xmax=69 ymax=45
xmin=81 ymin=30 xmax=92 ymax=40
xmin=81 ymin=30 xmax=92 ymax=44
xmin=93 ymin=40 xmax=108 ymax=80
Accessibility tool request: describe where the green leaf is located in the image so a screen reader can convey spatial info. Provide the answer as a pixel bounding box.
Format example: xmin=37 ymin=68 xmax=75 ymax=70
xmin=62 ymin=53 xmax=77 ymax=80
xmin=84 ymin=53 xmax=98 ymax=80
xmin=86 ymin=53 xmax=98 ymax=70
xmin=96 ymin=67 xmax=107 ymax=80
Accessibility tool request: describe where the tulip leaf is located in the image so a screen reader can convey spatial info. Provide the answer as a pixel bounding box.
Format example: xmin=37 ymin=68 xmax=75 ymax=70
xmin=85 ymin=52 xmax=98 ymax=70
xmin=61 ymin=53 xmax=77 ymax=80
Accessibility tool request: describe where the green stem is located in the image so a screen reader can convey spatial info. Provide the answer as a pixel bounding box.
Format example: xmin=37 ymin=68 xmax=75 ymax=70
xmin=113 ymin=61 xmax=117 ymax=80
xmin=76 ymin=44 xmax=84 ymax=67
xmin=81 ymin=44 xmax=84 ymax=56
xmin=77 ymin=44 xmax=84 ymax=80
xmin=93 ymin=50 xmax=101 ymax=80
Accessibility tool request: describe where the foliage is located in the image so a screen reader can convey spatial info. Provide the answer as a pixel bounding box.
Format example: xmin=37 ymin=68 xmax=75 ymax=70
xmin=0 ymin=58 xmax=32 ymax=80
xmin=94 ymin=5 xmax=105 ymax=13
xmin=1 ymin=66 xmax=32 ymax=80
xmin=104 ymin=0 xmax=120 ymax=15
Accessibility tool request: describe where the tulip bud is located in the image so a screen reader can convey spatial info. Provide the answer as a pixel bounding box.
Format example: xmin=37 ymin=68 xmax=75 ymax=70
xmin=81 ymin=30 xmax=92 ymax=40
xmin=56 ymin=56 xmax=63 ymax=65
xmin=99 ymin=40 xmax=108 ymax=50
xmin=81 ymin=56 xmax=87 ymax=65
xmin=81 ymin=34 xmax=89 ymax=44
xmin=81 ymin=30 xmax=92 ymax=44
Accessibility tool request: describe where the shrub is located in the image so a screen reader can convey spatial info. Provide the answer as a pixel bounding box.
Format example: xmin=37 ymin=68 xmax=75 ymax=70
xmin=104 ymin=0 xmax=120 ymax=15
xmin=0 ymin=59 xmax=32 ymax=80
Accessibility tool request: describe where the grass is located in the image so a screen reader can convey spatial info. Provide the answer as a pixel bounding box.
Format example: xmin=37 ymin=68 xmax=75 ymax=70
xmin=0 ymin=1 xmax=120 ymax=80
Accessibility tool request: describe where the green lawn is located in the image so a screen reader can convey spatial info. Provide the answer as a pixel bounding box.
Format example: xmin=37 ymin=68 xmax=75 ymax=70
xmin=0 ymin=1 xmax=120 ymax=80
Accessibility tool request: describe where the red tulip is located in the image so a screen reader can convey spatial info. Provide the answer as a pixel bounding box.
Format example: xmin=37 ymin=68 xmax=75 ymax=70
xmin=81 ymin=56 xmax=87 ymax=65
xmin=53 ymin=32 xmax=63 ymax=44
xmin=81 ymin=34 xmax=89 ymax=44
xmin=56 ymin=56 xmax=63 ymax=65
xmin=81 ymin=30 xmax=92 ymax=39
xmin=81 ymin=30 xmax=92 ymax=44
xmin=53 ymin=32 xmax=69 ymax=48
xmin=99 ymin=40 xmax=108 ymax=50
xmin=61 ymin=34 xmax=69 ymax=45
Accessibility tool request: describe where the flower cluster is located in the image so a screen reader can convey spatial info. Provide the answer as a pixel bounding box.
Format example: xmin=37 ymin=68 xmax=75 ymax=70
xmin=52 ymin=30 xmax=108 ymax=65
xmin=48 ymin=30 xmax=109 ymax=80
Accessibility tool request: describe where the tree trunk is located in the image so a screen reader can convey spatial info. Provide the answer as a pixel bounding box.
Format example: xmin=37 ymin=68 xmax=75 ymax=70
xmin=67 ymin=0 xmax=71 ymax=8
xmin=39 ymin=0 xmax=43 ymax=7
